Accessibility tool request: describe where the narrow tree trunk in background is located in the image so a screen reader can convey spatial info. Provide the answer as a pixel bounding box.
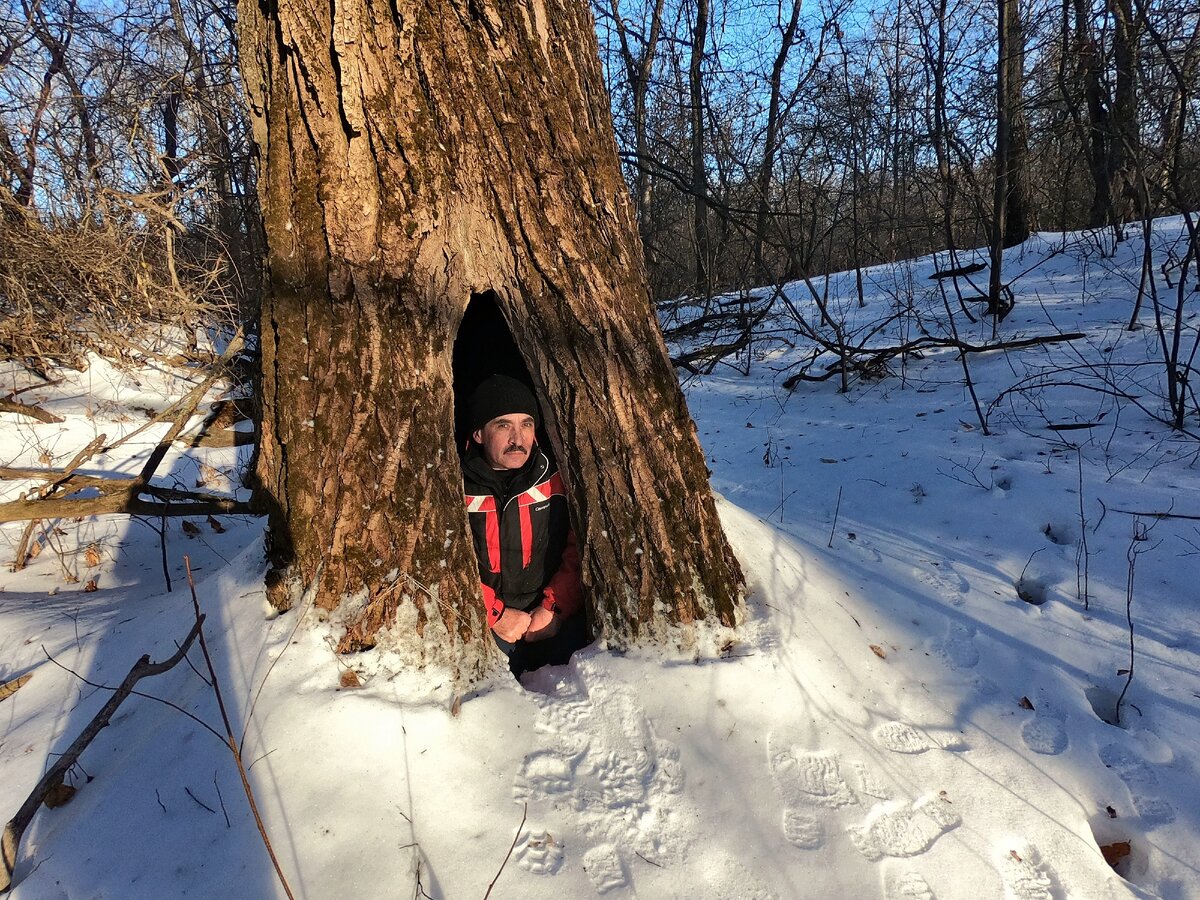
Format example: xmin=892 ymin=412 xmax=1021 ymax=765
xmin=689 ymin=0 xmax=710 ymax=297
xmin=238 ymin=0 xmax=743 ymax=679
xmin=989 ymin=0 xmax=1011 ymax=317
xmin=753 ymin=0 xmax=802 ymax=284
xmin=610 ymin=0 xmax=666 ymax=272
xmin=932 ymin=0 xmax=958 ymax=254
xmin=1002 ymin=0 xmax=1031 ymax=247
xmin=1074 ymin=0 xmax=1113 ymax=227
xmin=1109 ymin=0 xmax=1142 ymax=223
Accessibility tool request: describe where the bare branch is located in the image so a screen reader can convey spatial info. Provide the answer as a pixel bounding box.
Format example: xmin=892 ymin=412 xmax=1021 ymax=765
xmin=1 ymin=619 xmax=204 ymax=892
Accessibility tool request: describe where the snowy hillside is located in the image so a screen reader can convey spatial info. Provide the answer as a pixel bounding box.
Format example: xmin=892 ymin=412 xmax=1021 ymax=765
xmin=1 ymin=219 xmax=1198 ymax=899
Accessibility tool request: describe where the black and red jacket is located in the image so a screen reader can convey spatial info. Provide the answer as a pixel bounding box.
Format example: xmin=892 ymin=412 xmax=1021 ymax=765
xmin=462 ymin=445 xmax=582 ymax=630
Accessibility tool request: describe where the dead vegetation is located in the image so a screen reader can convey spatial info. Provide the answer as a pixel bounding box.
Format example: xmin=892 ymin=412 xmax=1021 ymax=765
xmin=0 ymin=187 xmax=238 ymax=379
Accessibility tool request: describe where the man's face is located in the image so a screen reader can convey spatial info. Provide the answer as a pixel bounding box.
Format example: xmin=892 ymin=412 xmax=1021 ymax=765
xmin=474 ymin=413 xmax=536 ymax=470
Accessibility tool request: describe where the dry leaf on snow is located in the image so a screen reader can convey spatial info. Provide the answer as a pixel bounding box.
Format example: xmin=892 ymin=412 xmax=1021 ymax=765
xmin=0 ymin=673 xmax=33 ymax=702
xmin=44 ymin=782 xmax=76 ymax=808
xmin=1100 ymin=841 xmax=1131 ymax=867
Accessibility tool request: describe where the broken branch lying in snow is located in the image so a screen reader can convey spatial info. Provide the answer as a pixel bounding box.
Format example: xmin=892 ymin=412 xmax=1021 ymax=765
xmin=781 ymin=332 xmax=1086 ymax=389
xmin=1 ymin=619 xmax=203 ymax=893
xmin=0 ymin=481 xmax=255 ymax=524
xmin=0 ymin=398 xmax=62 ymax=424
xmin=0 ymin=330 xmax=257 ymax=527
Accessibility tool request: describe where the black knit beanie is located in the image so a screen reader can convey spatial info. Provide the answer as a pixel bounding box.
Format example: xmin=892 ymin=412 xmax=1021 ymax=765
xmin=468 ymin=375 xmax=539 ymax=432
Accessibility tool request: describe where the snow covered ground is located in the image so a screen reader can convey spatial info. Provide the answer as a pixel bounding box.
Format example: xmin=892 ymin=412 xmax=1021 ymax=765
xmin=2 ymin=219 xmax=1199 ymax=899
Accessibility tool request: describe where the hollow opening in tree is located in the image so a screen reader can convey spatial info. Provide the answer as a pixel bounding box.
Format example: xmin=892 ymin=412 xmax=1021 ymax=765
xmin=453 ymin=291 xmax=588 ymax=676
xmin=452 ymin=291 xmax=542 ymax=451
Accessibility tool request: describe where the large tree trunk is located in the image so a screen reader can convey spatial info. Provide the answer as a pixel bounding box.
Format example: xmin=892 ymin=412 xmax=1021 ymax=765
xmin=238 ymin=0 xmax=743 ymax=679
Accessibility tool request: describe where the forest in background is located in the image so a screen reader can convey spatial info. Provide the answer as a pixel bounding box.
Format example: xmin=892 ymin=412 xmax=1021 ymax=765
xmin=596 ymin=0 xmax=1199 ymax=300
xmin=1 ymin=0 xmax=1197 ymax=365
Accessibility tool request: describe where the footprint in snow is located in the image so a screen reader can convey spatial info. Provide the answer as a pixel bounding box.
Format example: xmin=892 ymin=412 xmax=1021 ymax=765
xmin=931 ymin=621 xmax=980 ymax=670
xmin=515 ymin=829 xmax=565 ymax=875
xmin=998 ymin=845 xmax=1056 ymax=900
xmin=848 ymin=794 xmax=960 ymax=861
xmin=513 ymin=659 xmax=687 ymax=888
xmin=781 ymin=810 xmax=824 ymax=849
xmin=516 ymin=748 xmax=583 ymax=796
xmin=883 ymin=867 xmax=937 ymax=900
xmin=1020 ymin=694 xmax=1068 ymax=756
xmin=852 ymin=760 xmax=893 ymax=801
xmin=766 ymin=731 xmax=964 ymax=862
xmin=1098 ymin=742 xmax=1176 ymax=824
xmin=915 ymin=560 xmax=969 ymax=606
xmin=767 ymin=742 xmax=857 ymax=809
xmin=582 ymin=844 xmax=627 ymax=894
xmin=873 ymin=721 xmax=938 ymax=755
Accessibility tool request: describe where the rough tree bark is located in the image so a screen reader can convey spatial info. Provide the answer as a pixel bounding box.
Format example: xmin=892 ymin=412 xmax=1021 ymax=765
xmin=238 ymin=0 xmax=744 ymax=680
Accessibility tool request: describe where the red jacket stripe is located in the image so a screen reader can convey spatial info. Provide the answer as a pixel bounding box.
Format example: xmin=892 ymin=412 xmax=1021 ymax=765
xmin=519 ymin=502 xmax=533 ymax=568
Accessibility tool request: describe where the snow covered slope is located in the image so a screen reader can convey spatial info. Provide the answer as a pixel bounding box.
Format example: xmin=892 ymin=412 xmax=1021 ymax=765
xmin=1 ymin=220 xmax=1198 ymax=899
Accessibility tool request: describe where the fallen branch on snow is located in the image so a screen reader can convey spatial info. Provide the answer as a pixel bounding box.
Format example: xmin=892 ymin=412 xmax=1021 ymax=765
xmin=782 ymin=332 xmax=1086 ymax=389
xmin=0 ymin=482 xmax=255 ymax=524
xmin=1 ymin=619 xmax=203 ymax=892
xmin=0 ymin=399 xmax=62 ymax=424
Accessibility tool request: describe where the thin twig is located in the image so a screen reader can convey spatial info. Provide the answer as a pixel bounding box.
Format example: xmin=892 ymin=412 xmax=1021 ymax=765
xmin=40 ymin=648 xmax=225 ymax=743
xmin=159 ymin=513 xmax=171 ymax=592
xmin=1076 ymin=449 xmax=1090 ymax=610
xmin=213 ymin=772 xmax=231 ymax=828
xmin=827 ymin=487 xmax=843 ymax=549
xmin=240 ymin=560 xmax=323 ymax=747
xmin=183 ymin=557 xmax=296 ymax=900
xmin=482 ymin=803 xmax=527 ymax=900
xmin=1109 ymin=508 xmax=1200 ymax=521
xmin=185 ymin=786 xmax=216 ymax=815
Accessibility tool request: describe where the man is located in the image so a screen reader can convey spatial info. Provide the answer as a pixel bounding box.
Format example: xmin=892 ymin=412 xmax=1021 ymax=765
xmin=462 ymin=374 xmax=586 ymax=676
